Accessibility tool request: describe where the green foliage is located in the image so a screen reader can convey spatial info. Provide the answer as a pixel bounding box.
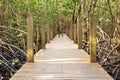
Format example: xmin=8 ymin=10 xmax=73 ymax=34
xmin=12 ymin=58 xmax=19 ymax=66
xmin=1 ymin=0 xmax=119 ymax=40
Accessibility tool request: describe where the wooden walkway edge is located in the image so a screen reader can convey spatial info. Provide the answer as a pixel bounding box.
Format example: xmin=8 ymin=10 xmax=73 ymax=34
xmin=10 ymin=34 xmax=113 ymax=80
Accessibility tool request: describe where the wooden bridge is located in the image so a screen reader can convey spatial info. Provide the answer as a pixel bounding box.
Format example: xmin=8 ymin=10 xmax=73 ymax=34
xmin=10 ymin=34 xmax=113 ymax=80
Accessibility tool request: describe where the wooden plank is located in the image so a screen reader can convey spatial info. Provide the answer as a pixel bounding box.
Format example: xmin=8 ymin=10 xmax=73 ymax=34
xmin=11 ymin=34 xmax=113 ymax=80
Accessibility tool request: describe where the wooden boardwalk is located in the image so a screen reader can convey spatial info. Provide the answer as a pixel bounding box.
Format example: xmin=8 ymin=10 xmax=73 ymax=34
xmin=10 ymin=34 xmax=113 ymax=80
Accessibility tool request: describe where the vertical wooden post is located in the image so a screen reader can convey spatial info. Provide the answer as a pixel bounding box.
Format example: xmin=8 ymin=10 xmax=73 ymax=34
xmin=74 ymin=23 xmax=77 ymax=43
xmin=69 ymin=23 xmax=72 ymax=39
xmin=36 ymin=25 xmax=40 ymax=51
xmin=78 ymin=19 xmax=82 ymax=49
xmin=27 ymin=14 xmax=34 ymax=62
xmin=68 ymin=22 xmax=71 ymax=39
xmin=65 ymin=25 xmax=68 ymax=35
xmin=41 ymin=21 xmax=46 ymax=49
xmin=53 ymin=26 xmax=56 ymax=37
xmin=51 ymin=26 xmax=54 ymax=39
xmin=71 ymin=23 xmax=74 ymax=40
xmin=47 ymin=24 xmax=50 ymax=43
xmin=67 ymin=26 xmax=69 ymax=37
xmin=68 ymin=25 xmax=70 ymax=37
xmin=89 ymin=14 xmax=97 ymax=63
xmin=49 ymin=23 xmax=51 ymax=40
xmin=81 ymin=0 xmax=86 ymax=41
xmin=49 ymin=24 xmax=52 ymax=40
xmin=50 ymin=25 xmax=53 ymax=40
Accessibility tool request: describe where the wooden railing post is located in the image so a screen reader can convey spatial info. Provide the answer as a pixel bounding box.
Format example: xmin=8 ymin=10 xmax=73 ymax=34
xmin=74 ymin=23 xmax=77 ymax=43
xmin=36 ymin=26 xmax=40 ymax=52
xmin=69 ymin=23 xmax=72 ymax=39
xmin=89 ymin=14 xmax=97 ymax=63
xmin=66 ymin=25 xmax=68 ymax=36
xmin=78 ymin=19 xmax=82 ymax=49
xmin=41 ymin=21 xmax=46 ymax=49
xmin=49 ymin=24 xmax=52 ymax=40
xmin=47 ymin=24 xmax=50 ymax=43
xmin=27 ymin=14 xmax=34 ymax=62
xmin=53 ymin=26 xmax=56 ymax=37
xmin=50 ymin=25 xmax=53 ymax=40
xmin=68 ymin=26 xmax=70 ymax=38
xmin=71 ymin=23 xmax=74 ymax=40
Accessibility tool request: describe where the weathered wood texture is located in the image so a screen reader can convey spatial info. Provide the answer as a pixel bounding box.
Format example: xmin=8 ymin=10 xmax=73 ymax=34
xmin=69 ymin=23 xmax=73 ymax=39
xmin=11 ymin=34 xmax=113 ymax=80
xmin=27 ymin=14 xmax=34 ymax=62
xmin=41 ymin=21 xmax=46 ymax=49
xmin=78 ymin=19 xmax=82 ymax=49
xmin=74 ymin=23 xmax=77 ymax=43
xmin=47 ymin=25 xmax=50 ymax=43
xmin=89 ymin=14 xmax=97 ymax=62
xmin=70 ymin=23 xmax=74 ymax=40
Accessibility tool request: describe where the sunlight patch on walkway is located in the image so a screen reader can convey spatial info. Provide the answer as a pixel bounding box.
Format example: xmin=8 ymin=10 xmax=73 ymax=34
xmin=34 ymin=75 xmax=55 ymax=79
xmin=35 ymin=58 xmax=89 ymax=63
